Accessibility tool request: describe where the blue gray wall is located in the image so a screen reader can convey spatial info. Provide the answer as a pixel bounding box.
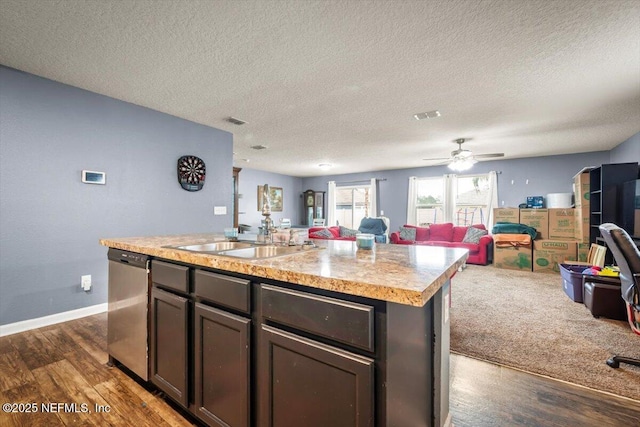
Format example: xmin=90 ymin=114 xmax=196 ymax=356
xmin=237 ymin=168 xmax=303 ymax=230
xmin=301 ymin=151 xmax=614 ymax=233
xmin=0 ymin=67 xmax=233 ymax=325
xmin=610 ymin=132 xmax=640 ymax=164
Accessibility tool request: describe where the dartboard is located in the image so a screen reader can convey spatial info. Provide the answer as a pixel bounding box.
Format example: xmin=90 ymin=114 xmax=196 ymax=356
xmin=177 ymin=155 xmax=206 ymax=191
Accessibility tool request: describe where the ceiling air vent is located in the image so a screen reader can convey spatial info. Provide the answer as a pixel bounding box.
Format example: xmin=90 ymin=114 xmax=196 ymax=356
xmin=227 ymin=116 xmax=247 ymax=125
xmin=250 ymin=145 xmax=268 ymax=150
xmin=413 ymin=110 xmax=441 ymax=120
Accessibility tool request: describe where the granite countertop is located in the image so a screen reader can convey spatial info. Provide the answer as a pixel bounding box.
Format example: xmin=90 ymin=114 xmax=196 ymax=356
xmin=100 ymin=233 xmax=468 ymax=307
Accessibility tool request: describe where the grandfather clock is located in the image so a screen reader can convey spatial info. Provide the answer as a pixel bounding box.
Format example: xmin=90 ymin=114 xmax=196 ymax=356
xmin=302 ymin=189 xmax=325 ymax=226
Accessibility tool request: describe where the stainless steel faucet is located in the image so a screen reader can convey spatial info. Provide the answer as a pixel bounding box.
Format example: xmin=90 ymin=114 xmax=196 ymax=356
xmin=260 ymin=184 xmax=275 ymax=243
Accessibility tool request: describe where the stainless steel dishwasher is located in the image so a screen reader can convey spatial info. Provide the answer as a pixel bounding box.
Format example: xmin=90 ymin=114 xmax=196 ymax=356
xmin=107 ymin=248 xmax=150 ymax=380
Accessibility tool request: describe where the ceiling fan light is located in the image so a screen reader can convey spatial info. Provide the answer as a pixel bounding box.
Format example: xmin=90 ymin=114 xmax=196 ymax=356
xmin=448 ymin=157 xmax=476 ymax=172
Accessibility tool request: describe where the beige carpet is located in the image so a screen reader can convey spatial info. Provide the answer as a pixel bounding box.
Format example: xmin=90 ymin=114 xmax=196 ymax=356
xmin=450 ymin=265 xmax=640 ymax=401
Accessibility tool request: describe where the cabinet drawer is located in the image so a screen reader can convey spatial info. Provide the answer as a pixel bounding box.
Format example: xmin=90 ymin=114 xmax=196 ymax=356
xmin=261 ymin=284 xmax=374 ymax=352
xmin=195 ymin=270 xmax=250 ymax=313
xmin=152 ymin=260 xmax=189 ymax=293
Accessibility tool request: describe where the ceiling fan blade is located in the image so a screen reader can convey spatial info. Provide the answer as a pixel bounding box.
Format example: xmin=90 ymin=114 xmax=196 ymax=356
xmin=423 ymin=160 xmax=451 ymax=166
xmin=422 ymin=157 xmax=451 ymax=161
xmin=474 ymin=153 xmax=504 ymax=159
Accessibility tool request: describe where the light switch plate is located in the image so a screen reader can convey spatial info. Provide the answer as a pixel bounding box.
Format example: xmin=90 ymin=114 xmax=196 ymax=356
xmin=214 ymin=206 xmax=227 ymax=215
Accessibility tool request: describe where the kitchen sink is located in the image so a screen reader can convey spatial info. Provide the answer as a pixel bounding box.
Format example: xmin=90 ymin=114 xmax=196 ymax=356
xmin=173 ymin=242 xmax=254 ymax=252
xmin=217 ymin=245 xmax=318 ymax=259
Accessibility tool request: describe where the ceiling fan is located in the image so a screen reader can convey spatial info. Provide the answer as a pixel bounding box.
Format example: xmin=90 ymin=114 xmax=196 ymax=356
xmin=423 ymin=138 xmax=504 ymax=171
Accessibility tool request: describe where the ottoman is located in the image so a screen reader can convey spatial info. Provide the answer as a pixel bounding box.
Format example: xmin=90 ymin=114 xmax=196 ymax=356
xmin=582 ymin=275 xmax=626 ymax=321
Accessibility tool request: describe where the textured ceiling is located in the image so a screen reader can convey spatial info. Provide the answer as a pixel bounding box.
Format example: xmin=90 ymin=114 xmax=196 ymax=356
xmin=1 ymin=0 xmax=639 ymax=177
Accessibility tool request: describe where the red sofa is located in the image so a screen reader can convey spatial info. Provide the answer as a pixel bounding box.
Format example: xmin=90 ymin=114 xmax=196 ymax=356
xmin=390 ymin=223 xmax=493 ymax=265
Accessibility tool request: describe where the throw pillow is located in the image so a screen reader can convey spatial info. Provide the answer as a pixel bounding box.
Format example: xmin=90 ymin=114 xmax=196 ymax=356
xmin=310 ymin=228 xmax=334 ymax=239
xmin=462 ymin=226 xmax=488 ymax=244
xmin=399 ymin=226 xmax=417 ymax=241
xmin=339 ymin=226 xmax=358 ymax=237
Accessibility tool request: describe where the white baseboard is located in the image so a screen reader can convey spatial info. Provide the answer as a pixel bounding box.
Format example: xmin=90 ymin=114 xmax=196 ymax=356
xmin=0 ymin=303 xmax=108 ymax=337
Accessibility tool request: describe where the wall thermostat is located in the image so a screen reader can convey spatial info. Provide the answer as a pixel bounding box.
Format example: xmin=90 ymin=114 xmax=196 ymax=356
xmin=82 ymin=170 xmax=106 ymax=185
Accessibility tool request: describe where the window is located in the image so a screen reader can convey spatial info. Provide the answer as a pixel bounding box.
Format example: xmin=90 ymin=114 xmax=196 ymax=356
xmin=409 ymin=173 xmax=495 ymax=227
xmin=454 ymin=175 xmax=490 ymax=226
xmin=335 ymin=185 xmax=371 ymax=229
xmin=416 ymin=177 xmax=444 ymax=226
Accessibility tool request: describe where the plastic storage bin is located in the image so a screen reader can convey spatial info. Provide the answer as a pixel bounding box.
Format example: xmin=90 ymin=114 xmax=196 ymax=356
xmin=560 ymin=263 xmax=589 ymax=303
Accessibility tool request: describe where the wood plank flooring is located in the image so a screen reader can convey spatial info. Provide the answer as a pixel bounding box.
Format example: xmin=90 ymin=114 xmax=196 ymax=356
xmin=0 ymin=314 xmax=196 ymax=427
xmin=0 ymin=313 xmax=639 ymax=426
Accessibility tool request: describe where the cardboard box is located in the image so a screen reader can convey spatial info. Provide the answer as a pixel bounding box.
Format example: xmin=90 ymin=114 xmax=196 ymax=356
xmin=493 ymin=242 xmax=532 ymax=271
xmin=519 ymin=209 xmax=549 ymax=239
xmin=573 ymin=168 xmax=592 ymax=208
xmin=548 ymin=208 xmax=576 ymax=240
xmin=533 ymin=240 xmax=577 ymax=273
xmin=493 ymin=208 xmax=519 ymax=225
xmin=577 ymin=243 xmax=590 ymax=263
xmin=575 ymin=207 xmax=590 ymax=243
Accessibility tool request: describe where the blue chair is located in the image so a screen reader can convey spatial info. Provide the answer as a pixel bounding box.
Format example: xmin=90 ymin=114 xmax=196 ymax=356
xmin=358 ymin=217 xmax=389 ymax=243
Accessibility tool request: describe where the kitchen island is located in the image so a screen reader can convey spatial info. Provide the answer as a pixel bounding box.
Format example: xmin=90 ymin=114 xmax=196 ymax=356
xmin=101 ymin=233 xmax=468 ymax=427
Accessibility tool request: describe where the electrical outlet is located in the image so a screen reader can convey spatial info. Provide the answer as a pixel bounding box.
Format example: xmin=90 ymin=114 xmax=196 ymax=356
xmin=81 ymin=275 xmax=91 ymax=291
xmin=214 ymin=206 xmax=227 ymax=215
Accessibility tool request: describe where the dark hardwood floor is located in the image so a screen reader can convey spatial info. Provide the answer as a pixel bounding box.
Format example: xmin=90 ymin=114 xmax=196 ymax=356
xmin=0 ymin=313 xmax=639 ymax=426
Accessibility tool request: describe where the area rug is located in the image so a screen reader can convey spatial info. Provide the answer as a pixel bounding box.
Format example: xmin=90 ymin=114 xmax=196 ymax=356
xmin=450 ymin=265 xmax=640 ymax=401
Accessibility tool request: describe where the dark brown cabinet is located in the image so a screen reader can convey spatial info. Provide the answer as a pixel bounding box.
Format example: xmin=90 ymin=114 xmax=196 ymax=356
xmin=150 ymin=286 xmax=189 ymax=407
xmin=194 ymin=303 xmax=250 ymax=427
xmin=259 ymin=325 xmax=374 ymax=427
xmin=135 ymin=257 xmax=450 ymax=427
xmin=150 ymin=260 xmax=252 ymax=426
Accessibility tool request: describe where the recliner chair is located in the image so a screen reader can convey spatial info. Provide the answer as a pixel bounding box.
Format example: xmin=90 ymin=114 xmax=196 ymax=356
xmin=598 ymin=223 xmax=640 ymax=369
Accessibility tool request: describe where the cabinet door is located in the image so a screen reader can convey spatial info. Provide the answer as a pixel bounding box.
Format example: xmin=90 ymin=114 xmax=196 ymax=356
xmin=194 ymin=303 xmax=250 ymax=427
xmin=150 ymin=286 xmax=189 ymax=407
xmin=259 ymin=325 xmax=374 ymax=427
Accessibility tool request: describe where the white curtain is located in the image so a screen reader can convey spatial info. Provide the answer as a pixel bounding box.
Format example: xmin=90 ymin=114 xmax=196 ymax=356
xmin=369 ymin=178 xmax=377 ymax=218
xmin=444 ymin=174 xmax=457 ymax=223
xmin=406 ymin=176 xmax=418 ymax=225
xmin=485 ymin=171 xmax=498 ymax=227
xmin=327 ymin=181 xmax=336 ymax=226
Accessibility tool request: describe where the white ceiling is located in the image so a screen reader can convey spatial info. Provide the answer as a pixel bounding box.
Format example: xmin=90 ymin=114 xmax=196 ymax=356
xmin=1 ymin=0 xmax=639 ymax=177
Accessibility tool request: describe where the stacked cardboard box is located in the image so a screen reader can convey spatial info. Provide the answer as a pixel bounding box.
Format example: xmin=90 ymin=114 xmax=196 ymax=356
xmin=532 ymin=208 xmax=578 ymax=273
xmin=492 ymin=207 xmax=581 ymax=273
xmin=493 ymin=242 xmax=533 ymax=271
xmin=519 ymin=209 xmax=548 ymax=239
xmin=493 ymin=208 xmax=532 ymax=271
xmin=492 ymin=168 xmax=603 ymax=273
xmin=573 ymin=168 xmax=592 ymax=244
xmin=573 ymin=168 xmax=592 ymax=208
xmin=533 ymin=239 xmax=577 ymax=273
xmin=492 ymin=208 xmax=519 ymax=225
